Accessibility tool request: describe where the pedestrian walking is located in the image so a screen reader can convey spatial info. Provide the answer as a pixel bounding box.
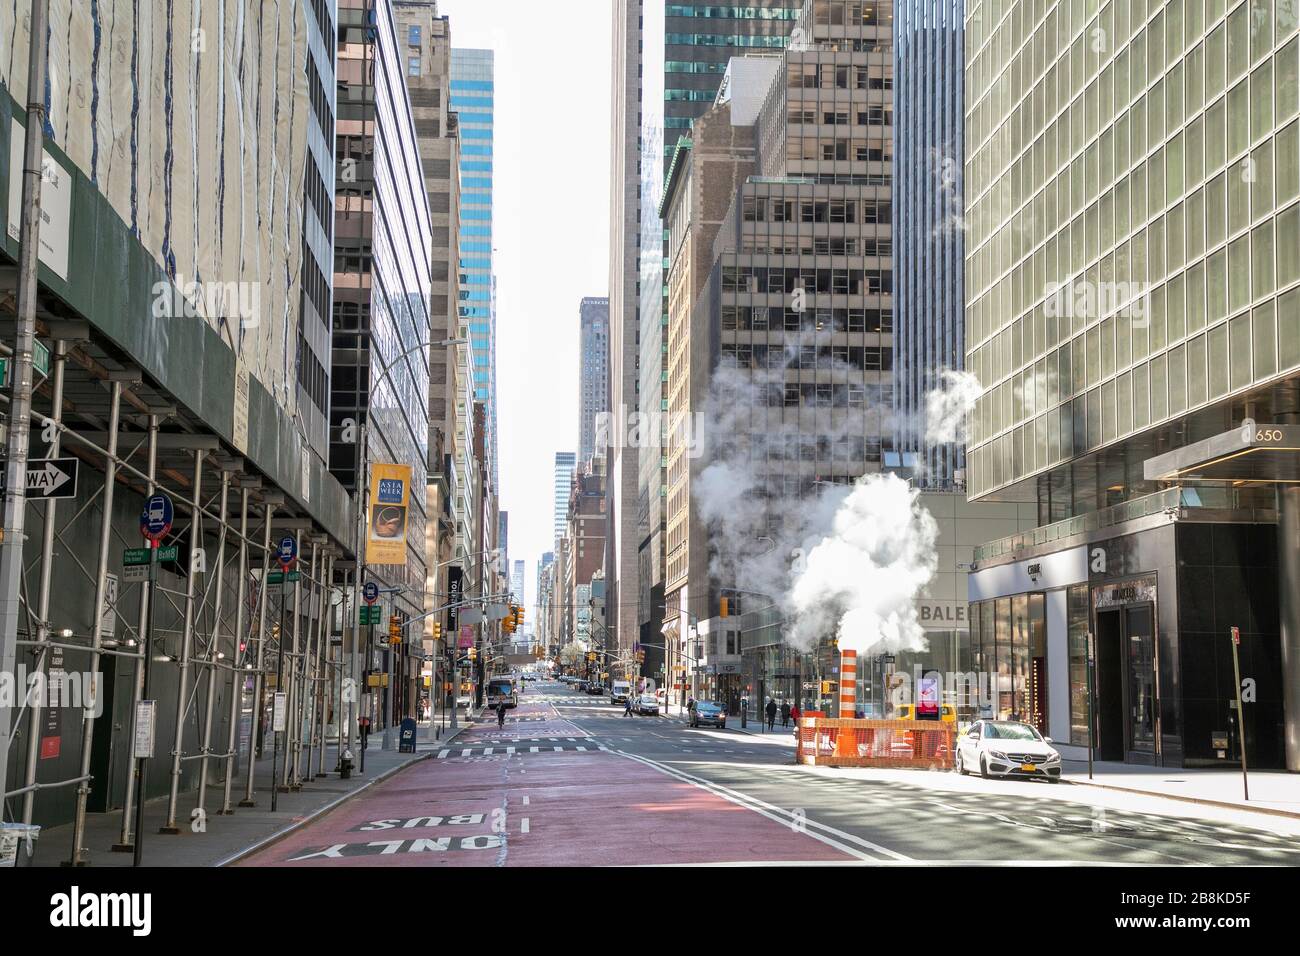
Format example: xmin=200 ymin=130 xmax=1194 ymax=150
xmin=358 ymin=714 xmax=371 ymax=750
xmin=496 ymin=700 xmax=507 ymax=729
xmin=790 ymin=704 xmax=801 ymax=735
xmin=780 ymin=700 xmax=791 ymax=728
xmin=765 ymin=698 xmax=778 ymax=732
xmin=624 ymin=692 xmax=635 ymax=717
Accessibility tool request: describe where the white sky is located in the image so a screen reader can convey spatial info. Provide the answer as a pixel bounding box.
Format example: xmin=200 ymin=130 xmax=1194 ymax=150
xmin=436 ymin=0 xmax=613 ymax=612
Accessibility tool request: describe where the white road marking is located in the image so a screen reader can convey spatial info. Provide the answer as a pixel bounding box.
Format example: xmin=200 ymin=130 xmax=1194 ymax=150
xmin=521 ymin=818 xmax=530 ymax=834
xmin=611 ymin=749 xmax=911 ymax=863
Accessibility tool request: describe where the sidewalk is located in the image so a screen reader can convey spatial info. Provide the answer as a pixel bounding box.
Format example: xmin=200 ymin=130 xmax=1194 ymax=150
xmin=26 ymin=718 xmax=474 ymax=867
xmin=1061 ymin=758 xmax=1300 ymax=818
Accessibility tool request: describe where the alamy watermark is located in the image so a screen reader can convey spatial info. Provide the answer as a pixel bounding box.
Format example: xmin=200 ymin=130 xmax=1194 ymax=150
xmin=0 ymin=666 xmax=104 ymax=718
xmin=594 ymin=405 xmax=706 ymax=458
xmin=1044 ymin=279 xmax=1153 ymax=326
xmin=151 ymin=273 xmax=261 ymax=328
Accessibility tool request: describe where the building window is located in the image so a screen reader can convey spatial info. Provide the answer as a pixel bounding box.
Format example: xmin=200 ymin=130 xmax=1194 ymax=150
xmin=408 ymin=25 xmax=421 ymax=47
xmin=408 ymin=56 xmax=421 ymax=76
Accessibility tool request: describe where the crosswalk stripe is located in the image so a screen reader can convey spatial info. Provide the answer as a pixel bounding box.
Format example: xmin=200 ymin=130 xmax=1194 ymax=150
xmin=437 ymin=749 xmax=449 ymax=759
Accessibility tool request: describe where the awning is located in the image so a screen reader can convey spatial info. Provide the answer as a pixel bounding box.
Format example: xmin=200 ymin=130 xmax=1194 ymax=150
xmin=1144 ymin=422 xmax=1300 ymax=484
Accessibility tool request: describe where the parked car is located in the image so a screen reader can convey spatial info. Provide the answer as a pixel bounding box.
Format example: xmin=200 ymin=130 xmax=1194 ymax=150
xmin=633 ymin=694 xmax=660 ymax=716
xmin=573 ymin=679 xmax=588 ymax=692
xmin=955 ymin=720 xmax=1061 ymax=782
xmin=689 ymin=700 xmax=726 ymax=728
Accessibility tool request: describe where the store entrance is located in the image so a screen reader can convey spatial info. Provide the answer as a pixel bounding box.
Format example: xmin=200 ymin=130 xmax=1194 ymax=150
xmin=1095 ymin=605 xmax=1157 ymax=762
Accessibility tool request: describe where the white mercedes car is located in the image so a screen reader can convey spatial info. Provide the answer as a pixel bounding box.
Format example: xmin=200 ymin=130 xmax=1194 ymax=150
xmin=955 ymin=720 xmax=1062 ymax=782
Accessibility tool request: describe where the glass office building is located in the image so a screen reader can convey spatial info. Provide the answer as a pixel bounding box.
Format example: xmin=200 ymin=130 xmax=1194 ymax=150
xmin=894 ymin=0 xmax=966 ymax=485
xmin=964 ymin=0 xmax=1300 ymax=769
xmin=638 ymin=1 xmax=805 ymax=649
xmin=451 ymin=48 xmax=499 ymax=491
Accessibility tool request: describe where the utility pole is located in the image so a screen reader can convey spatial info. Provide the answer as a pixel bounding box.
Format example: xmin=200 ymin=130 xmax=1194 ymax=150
xmin=0 ymin=0 xmax=50 ymax=824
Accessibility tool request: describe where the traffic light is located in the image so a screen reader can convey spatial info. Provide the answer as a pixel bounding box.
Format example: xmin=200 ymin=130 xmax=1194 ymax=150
xmin=513 ymin=605 xmax=525 ymax=629
xmin=820 ymin=680 xmax=835 ymax=695
xmin=468 ymin=646 xmax=477 ymax=662
xmin=432 ymin=621 xmax=443 ymax=641
xmin=388 ymin=615 xmax=402 ymax=645
xmin=720 ymin=596 xmax=729 ymax=618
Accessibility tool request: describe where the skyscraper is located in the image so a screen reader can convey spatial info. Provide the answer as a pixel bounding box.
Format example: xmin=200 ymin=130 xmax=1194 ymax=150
xmin=331 ymin=0 xmax=434 ymax=615
xmin=511 ymin=560 xmax=525 ymax=603
xmin=894 ymin=0 xmax=966 ymax=485
xmin=579 ymin=297 xmax=611 ymax=463
xmin=964 ymin=0 xmax=1300 ymax=769
xmin=451 ymin=49 xmax=499 ymax=494
xmin=553 ymin=452 xmax=577 ymax=542
xmin=612 ymin=0 xmax=804 ymax=656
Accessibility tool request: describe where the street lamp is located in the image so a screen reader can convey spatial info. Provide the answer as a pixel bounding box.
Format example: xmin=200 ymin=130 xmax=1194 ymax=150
xmin=353 ymin=335 xmax=467 ymax=750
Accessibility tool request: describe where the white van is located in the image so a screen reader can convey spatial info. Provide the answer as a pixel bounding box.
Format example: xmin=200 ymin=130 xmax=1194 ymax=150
xmin=610 ymin=680 xmax=633 ymax=705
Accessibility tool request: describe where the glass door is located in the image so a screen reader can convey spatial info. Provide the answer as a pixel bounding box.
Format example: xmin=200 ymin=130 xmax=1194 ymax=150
xmin=1125 ymin=605 xmax=1156 ymax=755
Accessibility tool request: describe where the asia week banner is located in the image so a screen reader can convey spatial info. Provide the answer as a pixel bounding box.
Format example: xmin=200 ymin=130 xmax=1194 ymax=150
xmin=366 ymin=463 xmax=411 ymax=565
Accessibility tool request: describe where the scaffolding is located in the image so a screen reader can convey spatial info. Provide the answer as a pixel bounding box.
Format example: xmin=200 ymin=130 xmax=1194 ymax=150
xmin=0 ymin=325 xmax=358 ymax=865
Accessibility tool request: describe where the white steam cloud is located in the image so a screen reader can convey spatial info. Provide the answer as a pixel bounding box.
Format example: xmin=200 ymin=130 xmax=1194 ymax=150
xmin=692 ymin=349 xmax=938 ymax=656
xmin=788 ymin=473 xmax=938 ymax=655
xmin=924 ymin=369 xmax=981 ymax=444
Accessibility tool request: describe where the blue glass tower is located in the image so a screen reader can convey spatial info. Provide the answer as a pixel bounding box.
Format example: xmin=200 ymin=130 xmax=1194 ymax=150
xmin=894 ymin=0 xmax=966 ymax=486
xmin=451 ymin=48 xmax=498 ymax=490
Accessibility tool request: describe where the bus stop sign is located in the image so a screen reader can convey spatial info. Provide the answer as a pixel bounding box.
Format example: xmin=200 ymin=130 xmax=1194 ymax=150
xmin=140 ymin=493 xmax=174 ymax=544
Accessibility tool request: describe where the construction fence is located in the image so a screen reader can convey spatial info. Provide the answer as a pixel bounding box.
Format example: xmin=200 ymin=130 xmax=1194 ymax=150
xmin=796 ymin=717 xmax=956 ymax=770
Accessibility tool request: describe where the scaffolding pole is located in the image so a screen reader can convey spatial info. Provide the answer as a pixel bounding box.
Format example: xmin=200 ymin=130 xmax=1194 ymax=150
xmin=316 ymin=552 xmax=335 ymax=778
xmin=290 ymin=538 xmax=316 ymax=788
xmin=240 ymin=500 xmax=276 ymax=807
xmin=336 ymin=567 xmax=352 ymax=771
xmin=20 ymin=339 xmax=68 ymax=824
xmin=195 ymin=466 xmax=232 ymax=814
xmin=114 ymin=413 xmax=160 ymax=851
xmin=67 ymin=378 xmax=124 ymax=865
xmin=0 ymin=0 xmax=50 ymax=827
xmin=284 ymin=529 xmax=303 ymax=791
xmin=305 ymin=547 xmax=326 ymax=780
xmin=160 ymin=449 xmax=206 ymax=833
xmin=220 ymin=485 xmax=252 ymax=814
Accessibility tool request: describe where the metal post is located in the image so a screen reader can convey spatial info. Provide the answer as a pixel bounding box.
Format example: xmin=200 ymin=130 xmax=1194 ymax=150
xmin=1230 ymin=626 xmax=1250 ymax=801
xmin=68 ymin=379 xmax=123 ymax=864
xmin=196 ymin=467 xmax=231 ymax=814
xmin=1086 ymin=630 xmax=1096 ymax=781
xmin=362 ymin=614 xmax=373 ymax=773
xmin=160 ymin=448 xmax=206 ymax=833
xmin=0 ymin=0 xmax=51 ymax=826
xmin=240 ymin=501 xmax=275 ymax=807
xmin=272 ymin=541 xmax=292 ymax=803
xmin=312 ymin=552 xmax=333 ymax=779
xmin=290 ymin=537 xmax=312 ymax=788
xmin=220 ymin=485 xmax=251 ymax=813
xmin=20 ymin=340 xmax=67 ymax=824
xmin=132 ymin=528 xmax=159 ymax=868
xmin=115 ymin=413 xmax=159 ymax=851
xmin=336 ymin=566 xmax=351 ymax=770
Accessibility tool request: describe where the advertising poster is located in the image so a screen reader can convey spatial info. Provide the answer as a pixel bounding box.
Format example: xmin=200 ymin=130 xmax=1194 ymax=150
xmin=366 ymin=463 xmax=411 ymax=565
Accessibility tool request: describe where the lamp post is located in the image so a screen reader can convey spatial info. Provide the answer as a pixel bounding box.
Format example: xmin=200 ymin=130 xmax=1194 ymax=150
xmin=353 ymin=336 xmax=465 ymax=750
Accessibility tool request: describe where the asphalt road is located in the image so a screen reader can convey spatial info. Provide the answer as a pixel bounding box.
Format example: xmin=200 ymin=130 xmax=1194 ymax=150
xmin=238 ymin=681 xmax=1300 ymax=866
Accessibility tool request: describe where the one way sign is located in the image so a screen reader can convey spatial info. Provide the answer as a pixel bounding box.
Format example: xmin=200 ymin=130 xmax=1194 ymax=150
xmin=23 ymin=458 xmax=79 ymax=499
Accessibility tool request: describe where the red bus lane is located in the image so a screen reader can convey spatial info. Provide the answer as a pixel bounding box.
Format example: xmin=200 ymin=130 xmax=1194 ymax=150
xmin=237 ymin=702 xmax=854 ymax=867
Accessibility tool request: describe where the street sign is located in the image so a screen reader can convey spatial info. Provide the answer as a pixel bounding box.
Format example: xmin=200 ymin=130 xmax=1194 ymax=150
xmin=140 ymin=493 xmax=174 ymax=543
xmin=267 ymin=571 xmax=301 ymax=586
xmin=363 ymin=581 xmax=380 ymax=605
xmin=272 ymin=692 xmax=288 ymax=732
xmin=133 ymin=700 xmax=157 ymax=759
xmin=123 ymin=548 xmax=152 ymax=566
xmin=358 ymin=605 xmax=382 ymax=625
xmin=122 ymin=564 xmax=148 ymax=583
xmin=155 ymin=545 xmax=179 ymax=562
xmin=1231 ymin=625 xmax=1241 ymax=646
xmin=22 ymin=457 xmax=78 ymax=499
xmin=277 ymin=535 xmax=298 ymax=569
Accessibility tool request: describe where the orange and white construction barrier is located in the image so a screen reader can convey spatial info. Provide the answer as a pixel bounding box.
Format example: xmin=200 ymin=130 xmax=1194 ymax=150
xmin=838 ymin=649 xmax=857 ymax=718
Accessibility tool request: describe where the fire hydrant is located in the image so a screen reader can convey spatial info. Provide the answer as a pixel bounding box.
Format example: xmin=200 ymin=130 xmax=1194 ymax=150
xmin=339 ymin=749 xmax=355 ymax=779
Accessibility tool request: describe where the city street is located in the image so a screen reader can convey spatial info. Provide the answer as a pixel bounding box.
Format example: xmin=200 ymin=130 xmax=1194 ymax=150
xmin=239 ymin=681 xmax=1300 ymax=867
